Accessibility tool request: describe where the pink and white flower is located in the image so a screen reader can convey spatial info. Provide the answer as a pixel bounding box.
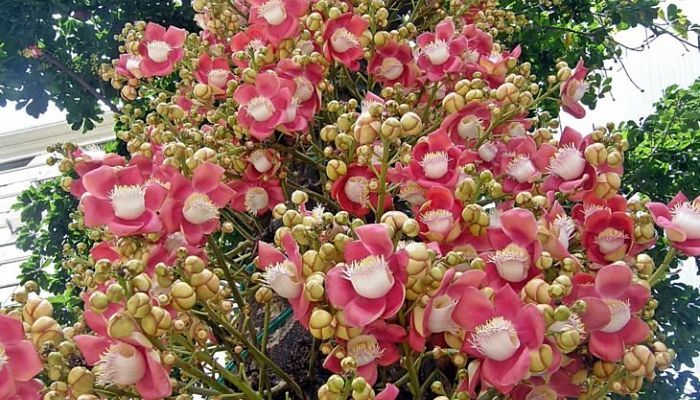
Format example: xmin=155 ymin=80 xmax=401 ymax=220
xmin=138 ymin=22 xmax=187 ymax=77
xmin=367 ymin=40 xmax=420 ymax=88
xmin=331 ymin=164 xmax=392 ymax=218
xmin=581 ymin=209 xmax=634 ymax=265
xmin=408 ymin=130 xmax=465 ymax=189
xmin=541 ymin=127 xmax=596 ymax=198
xmin=233 ymin=71 xmax=293 ymax=140
xmin=647 ymin=192 xmax=700 ymax=256
xmin=230 ymin=25 xmax=270 ymax=68
xmin=560 ymin=59 xmax=589 ymax=119
xmin=417 ymin=187 xmax=463 ymax=244
xmin=439 ymin=102 xmax=492 ymax=146
xmin=246 ymin=0 xmax=309 ymax=45
xmin=416 ymin=19 xmax=469 ymax=81
xmin=194 ymin=54 xmax=233 ymax=95
xmin=499 ymin=136 xmax=556 ymax=194
xmin=323 ymin=13 xmax=369 ymax=71
xmin=0 ymin=315 xmax=43 ymax=400
xmin=326 ymin=224 xmax=406 ymax=327
xmin=229 ymin=178 xmax=285 ymax=215
xmin=116 ymin=54 xmax=144 ymax=79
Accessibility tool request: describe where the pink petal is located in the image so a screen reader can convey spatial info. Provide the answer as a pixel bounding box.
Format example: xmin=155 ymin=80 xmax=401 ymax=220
xmin=0 ymin=367 xmax=16 ymax=399
xmin=589 ymin=331 xmax=624 ymax=361
xmin=82 ymin=165 xmax=117 ymax=198
xmin=435 ymin=19 xmax=455 ymax=41
xmin=357 ymin=363 xmax=378 ymax=386
xmin=144 ymin=22 xmax=166 ymax=42
xmin=164 ymin=26 xmax=187 ymax=48
xmin=377 ymin=343 xmax=401 ymax=366
xmin=595 ymin=263 xmax=632 ymax=299
xmin=454 ymin=287 xmax=495 ymax=331
xmin=74 ymin=335 xmax=112 ymax=365
xmin=281 ymin=234 xmax=303 ymax=274
xmin=355 ymin=224 xmax=394 ymax=258
xmin=646 ymin=202 xmax=672 ymax=223
xmin=233 ymin=84 xmax=259 ymax=105
xmin=159 ymin=199 xmax=183 ymax=233
xmin=207 ymin=185 xmax=235 ymax=207
xmin=135 ymin=349 xmax=173 ymax=400
xmin=193 ymin=163 xmax=225 ymax=194
xmin=580 ymin=296 xmax=611 ymax=331
xmin=255 ymin=72 xmax=281 ymax=97
xmin=325 ymin=267 xmax=355 ymax=308
xmin=13 ymin=379 xmax=42 ymax=400
xmin=381 ymin=282 xmax=406 ymax=320
xmin=343 ymin=241 xmax=372 ymax=263
xmin=499 ymin=208 xmax=538 ymax=246
xmin=481 ymin=347 xmax=530 ymax=393
xmin=0 ymin=314 xmax=25 ymax=344
xmin=618 ymin=317 xmax=650 ymax=345
xmin=493 ymin=285 xmax=522 ymax=321
xmin=258 ymin=241 xmax=286 ymax=269
xmin=182 ymin=221 xmax=204 ymax=245
xmin=343 ymin=296 xmax=386 ymax=327
xmin=626 ymin=284 xmax=651 ymax=312
xmin=81 ymin=196 xmax=114 ymax=228
xmin=5 ymin=341 xmax=43 ymax=381
xmin=376 ymin=384 xmax=399 ymax=400
xmin=513 ymin=305 xmax=544 ymax=349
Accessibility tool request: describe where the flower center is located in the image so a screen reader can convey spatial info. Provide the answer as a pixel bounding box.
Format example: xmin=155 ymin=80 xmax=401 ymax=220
xmin=344 ymin=176 xmax=369 ymax=205
xmin=331 ymin=28 xmax=359 ymax=53
xmin=293 ymin=76 xmax=314 ymax=102
xmin=249 ymin=149 xmax=273 ymax=173
xmin=568 ymin=81 xmax=588 ymax=101
xmin=95 ymin=343 xmax=146 ymax=387
xmin=549 ymin=144 xmax=586 ymax=180
xmin=0 ymin=345 xmax=7 ymax=369
xmin=457 ymin=115 xmax=481 ymax=140
xmin=490 ymin=243 xmax=530 ymax=282
xmin=421 ymin=151 xmax=450 ymax=179
xmin=583 ymin=204 xmax=610 ymax=219
xmin=379 ymin=57 xmax=404 ymax=80
xmin=246 ymin=39 xmax=267 ymax=53
xmin=671 ymin=201 xmax=700 ymax=239
xmin=109 ymin=185 xmax=147 ymax=220
xmin=146 ymin=40 xmax=172 ymax=63
xmin=420 ymin=209 xmax=454 ymax=236
xmin=478 ymin=141 xmax=498 ymax=162
xmin=246 ymin=96 xmax=276 ymax=122
xmin=595 ymin=228 xmax=627 ymax=255
xmin=164 ymin=232 xmax=187 ymax=252
xmin=507 ymin=122 xmax=526 ymax=137
xmin=208 ymin=68 xmax=230 ymax=88
xmin=488 ymin=208 xmax=502 ymax=228
xmin=399 ymin=182 xmax=426 ymax=206
xmin=423 ymin=40 xmax=450 ymax=65
xmin=126 ymin=55 xmax=142 ymax=73
xmin=552 ymin=215 xmax=576 ymax=249
xmin=347 ymin=335 xmax=384 ymax=366
xmin=263 ymin=261 xmax=301 ymax=299
xmin=470 ymin=316 xmax=521 ymax=361
xmin=600 ymin=299 xmax=631 ymax=333
xmin=428 ymin=295 xmax=458 ymax=333
xmin=182 ymin=193 xmax=218 ymax=225
xmin=506 ymin=155 xmax=538 ymax=183
xmin=258 ymin=0 xmax=287 ymax=25
xmin=342 ymin=255 xmax=395 ymax=299
xmin=244 ymin=187 xmax=270 ymax=214
xmin=284 ymin=99 xmax=300 ymax=123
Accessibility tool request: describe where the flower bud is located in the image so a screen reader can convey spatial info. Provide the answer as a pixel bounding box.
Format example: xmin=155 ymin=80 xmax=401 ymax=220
xmin=106 ymin=283 xmax=126 ymax=303
xmin=403 ymin=242 xmax=431 ymax=275
xmin=584 ymin=143 xmax=608 ymax=167
xmin=455 ymin=178 xmax=477 ymax=201
xmin=554 ymin=328 xmax=581 ymax=353
xmin=141 ymin=306 xmax=172 ymax=336
xmin=623 ymin=345 xmax=655 ymax=377
xmin=67 ymin=367 xmax=94 ymax=395
xmin=31 ymin=316 xmax=63 ymax=346
xmin=309 ymin=308 xmax=334 ymax=340
xmin=193 ymin=83 xmax=213 ymax=101
xmin=327 ymin=374 xmax=346 ymax=393
xmin=184 ymin=255 xmax=205 ymax=275
xmin=530 ymin=344 xmax=554 ymax=374
xmin=108 ymin=312 xmax=135 ymax=338
xmin=400 ymin=112 xmax=422 ymax=136
xmin=442 ymin=92 xmax=465 ymax=114
xmin=326 ymin=159 xmax=348 ymax=180
xmin=23 ymin=297 xmax=54 ymax=325
xmin=402 ymin=219 xmax=420 ymax=237
xmin=131 ymin=273 xmax=153 ymax=292
xmin=592 ymin=360 xmax=617 ymax=380
xmin=127 ymin=292 xmax=152 ymax=318
xmin=171 ymin=281 xmax=197 ymax=311
xmin=380 ymin=117 xmax=402 ymax=139
xmin=88 ymin=291 xmax=109 ymax=313
xmin=521 ymin=278 xmax=551 ymax=304
xmin=190 ymin=269 xmax=220 ymax=300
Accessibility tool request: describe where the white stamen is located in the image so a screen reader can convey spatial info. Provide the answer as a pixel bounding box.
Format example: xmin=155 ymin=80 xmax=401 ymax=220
xmin=344 ymin=176 xmax=369 ymax=205
xmin=488 ymin=208 xmax=502 ymax=229
xmin=257 ymin=0 xmax=287 ymax=25
xmin=671 ymin=202 xmax=700 ymax=239
xmin=342 ymin=255 xmax=395 ymax=299
xmin=490 ymin=243 xmax=530 ymax=282
xmin=246 ymin=39 xmax=266 ymax=53
xmin=428 ymin=295 xmax=458 ymax=333
xmin=379 ymin=57 xmax=404 ymax=80
xmin=95 ymin=343 xmax=146 ymax=387
xmin=208 ymin=68 xmax=230 ymax=88
xmin=146 ymin=40 xmax=172 ymax=63
xmin=244 ymin=187 xmax=270 ymax=214
xmin=182 ymin=193 xmax=218 ymax=224
xmin=548 ymin=144 xmax=586 ymax=180
xmin=552 ymin=214 xmax=576 ymax=249
xmin=126 ymin=55 xmax=142 ymax=74
xmin=420 ymin=151 xmax=450 ymax=179
xmin=457 ymin=115 xmax=481 ymax=140
xmin=507 ymin=122 xmax=526 ymax=137
xmin=600 ymin=299 xmax=631 ymax=333
xmin=347 ymin=335 xmax=384 ymax=366
xmin=293 ymin=76 xmax=314 ymax=102
xmin=423 ymin=40 xmax=450 ymax=65
xmin=478 ymin=141 xmax=498 ymax=162
xmin=595 ymin=228 xmax=627 ymax=255
xmin=248 ymin=149 xmax=273 ymax=173
xmin=399 ymin=182 xmax=426 ymax=206
xmin=470 ymin=316 xmax=521 ymax=361
xmin=263 ymin=261 xmax=301 ymax=299
xmin=420 ymin=209 xmax=454 ymax=236
xmin=331 ymin=28 xmax=359 ymax=53
xmin=109 ymin=185 xmax=147 ymax=220
xmin=506 ymin=155 xmax=538 ymax=183
xmin=164 ymin=232 xmax=187 ymax=252
xmin=246 ymin=96 xmax=276 ymax=122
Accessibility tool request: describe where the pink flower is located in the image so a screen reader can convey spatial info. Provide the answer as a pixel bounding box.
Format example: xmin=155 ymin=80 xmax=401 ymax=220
xmin=80 ymin=165 xmax=167 ymax=236
xmin=408 ymin=130 xmax=464 ymax=189
xmin=323 ymin=320 xmax=405 ymax=385
xmin=462 ymin=24 xmax=493 ymax=58
xmin=116 ymin=54 xmax=144 ymax=79
xmin=454 ymin=285 xmax=545 ymax=393
xmin=331 ymin=164 xmax=393 ymax=218
xmin=0 ymin=314 xmax=43 ymax=400
xmin=233 ymin=71 xmax=293 ymax=140
xmin=499 ymin=136 xmax=556 ymax=194
xmin=540 ymin=201 xmax=579 ymax=260
xmin=571 ymin=192 xmax=628 ymax=225
xmin=326 ymin=224 xmax=406 ymax=327
xmin=69 ymin=149 xmax=125 ymax=198
xmin=408 ymin=269 xmax=486 ymax=351
xmin=476 ymin=45 xmax=520 ymax=86
xmin=541 ymin=127 xmax=596 ymax=198
xmin=138 ymin=22 xmax=187 ymax=77
xmin=485 ymin=208 xmax=542 ymax=290
xmin=322 ymin=13 xmax=369 ymax=71
xmin=416 ymin=19 xmax=469 ymax=81
xmin=439 ymin=102 xmax=492 ymax=146
xmin=258 ymin=234 xmax=311 ymax=325
xmin=416 ymin=187 xmax=463 ymax=244
xmin=568 ymin=263 xmax=650 ymax=361
xmin=560 ymin=59 xmax=588 ymax=119
xmin=368 ymin=41 xmax=420 ymax=88
xmin=229 ymin=178 xmax=285 ymax=215
xmin=647 ymin=192 xmax=700 ymax=256
xmin=243 ymin=148 xmax=282 ymax=181
xmin=246 ymin=0 xmax=308 ymax=45
xmin=230 ymin=25 xmax=270 ymax=68
xmin=194 ymin=54 xmax=232 ymax=95
xmin=147 ymin=232 xmax=207 ymax=275
xmin=74 ymin=306 xmax=171 ymax=399
xmin=277 ymin=58 xmax=323 ymax=120
xmin=376 ymin=384 xmax=399 ymax=400
xmin=581 ymin=208 xmax=634 ymax=265
xmin=160 ymin=163 xmax=235 ymax=245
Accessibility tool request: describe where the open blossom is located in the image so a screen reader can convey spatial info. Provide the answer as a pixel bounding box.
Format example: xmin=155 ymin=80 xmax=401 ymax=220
xmin=568 ymin=262 xmax=650 ymax=361
xmin=454 ymin=284 xmax=545 ymax=393
xmin=647 ymin=192 xmax=700 ymax=256
xmin=499 ymin=136 xmax=557 ymax=193
xmin=277 ymin=58 xmax=323 ymax=120
xmin=229 ymin=178 xmax=285 ymax=215
xmin=476 ymin=46 xmax=520 ymax=86
xmin=541 ymin=127 xmax=596 ymax=198
xmin=194 ymin=54 xmax=232 ymax=95
xmin=439 ymin=102 xmax=492 ymax=146
xmin=417 ymin=187 xmax=463 ymax=244
xmin=485 ymin=208 xmax=542 ymax=290
xmin=74 ymin=305 xmax=171 ymax=399
xmin=326 ymin=224 xmax=406 ymax=327
xmin=246 ymin=0 xmax=309 ymax=45
xmin=243 ymin=148 xmax=282 ymax=181
xmin=367 ymin=40 xmax=419 ymax=88
xmin=230 ymin=25 xmax=270 ymax=68
xmin=80 ymin=164 xmax=167 ymax=236
xmin=416 ymin=19 xmax=469 ymax=81
xmin=138 ymin=22 xmax=187 ymax=77
xmin=581 ymin=208 xmax=635 ymax=265
xmin=0 ymin=314 xmax=43 ymax=400
xmin=408 ymin=130 xmax=465 ymax=189
xmin=560 ymin=59 xmax=589 ymax=119
xmin=233 ymin=71 xmax=293 ymax=140
xmin=323 ymin=321 xmax=405 ymax=385
xmin=69 ymin=149 xmax=125 ymax=198
xmin=540 ymin=201 xmax=579 ymax=260
xmin=258 ymin=234 xmax=311 ymax=325
xmin=323 ymin=12 xmax=369 ymax=71
xmin=161 ymin=163 xmax=235 ymax=245
xmin=116 ymin=53 xmax=144 ymax=79
xmin=331 ymin=164 xmax=392 ymax=218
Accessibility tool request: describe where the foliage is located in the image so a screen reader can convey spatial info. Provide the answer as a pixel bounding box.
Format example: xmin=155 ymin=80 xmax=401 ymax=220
xmin=0 ymin=0 xmax=196 ymax=131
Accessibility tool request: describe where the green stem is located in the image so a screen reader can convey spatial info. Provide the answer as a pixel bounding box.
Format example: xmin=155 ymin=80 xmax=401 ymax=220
xmin=398 ymin=310 xmax=421 ymax=398
xmin=375 ymin=136 xmax=392 ymax=219
xmin=259 ymin=302 xmax=272 ymax=396
xmin=648 ymin=247 xmax=677 ymax=287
